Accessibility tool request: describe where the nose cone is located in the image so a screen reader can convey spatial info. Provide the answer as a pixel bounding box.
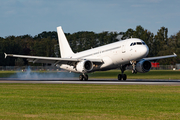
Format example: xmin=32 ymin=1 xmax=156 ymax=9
xmin=141 ymin=45 xmax=149 ymax=57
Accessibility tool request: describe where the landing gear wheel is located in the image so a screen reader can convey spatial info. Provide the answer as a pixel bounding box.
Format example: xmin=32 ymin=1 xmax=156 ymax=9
xmin=84 ymin=75 xmax=88 ymax=81
xmin=118 ymin=74 xmax=127 ymax=81
xmin=79 ymin=75 xmax=84 ymax=81
xmin=132 ymin=70 xmax=137 ymax=74
xmin=122 ymin=74 xmax=127 ymax=81
xmin=118 ymin=74 xmax=122 ymax=80
xmin=79 ymin=74 xmax=88 ymax=81
xmin=118 ymin=65 xmax=128 ymax=81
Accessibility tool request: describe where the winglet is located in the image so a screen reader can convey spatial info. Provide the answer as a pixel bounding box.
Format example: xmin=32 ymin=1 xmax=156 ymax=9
xmin=173 ymin=53 xmax=177 ymax=56
xmin=4 ymin=53 xmax=7 ymax=58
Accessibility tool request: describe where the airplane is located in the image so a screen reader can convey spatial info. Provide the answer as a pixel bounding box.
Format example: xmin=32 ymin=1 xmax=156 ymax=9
xmin=4 ymin=26 xmax=177 ymax=81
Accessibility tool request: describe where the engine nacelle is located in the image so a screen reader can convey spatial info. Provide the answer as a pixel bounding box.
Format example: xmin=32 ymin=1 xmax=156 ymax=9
xmin=135 ymin=60 xmax=151 ymax=73
xmin=76 ymin=60 xmax=93 ymax=73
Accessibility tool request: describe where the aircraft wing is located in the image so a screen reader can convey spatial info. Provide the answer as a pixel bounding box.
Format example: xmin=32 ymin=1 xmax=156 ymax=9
xmin=4 ymin=53 xmax=103 ymax=66
xmin=143 ymin=53 xmax=177 ymax=62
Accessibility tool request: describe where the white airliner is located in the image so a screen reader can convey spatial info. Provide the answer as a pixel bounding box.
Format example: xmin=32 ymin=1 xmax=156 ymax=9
xmin=5 ymin=26 xmax=177 ymax=80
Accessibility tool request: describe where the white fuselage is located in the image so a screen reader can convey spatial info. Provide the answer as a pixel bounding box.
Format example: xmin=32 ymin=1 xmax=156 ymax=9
xmin=59 ymin=38 xmax=149 ymax=73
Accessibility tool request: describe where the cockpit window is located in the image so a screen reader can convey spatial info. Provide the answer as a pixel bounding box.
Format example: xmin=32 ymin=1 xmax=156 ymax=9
xmin=137 ymin=42 xmax=142 ymax=45
xmin=130 ymin=42 xmax=146 ymax=46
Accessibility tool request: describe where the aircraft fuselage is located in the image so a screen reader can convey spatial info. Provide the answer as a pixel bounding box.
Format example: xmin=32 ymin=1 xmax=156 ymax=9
xmin=60 ymin=38 xmax=149 ymax=73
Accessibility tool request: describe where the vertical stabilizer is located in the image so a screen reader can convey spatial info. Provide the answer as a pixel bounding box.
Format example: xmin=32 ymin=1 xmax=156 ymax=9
xmin=57 ymin=26 xmax=74 ymax=58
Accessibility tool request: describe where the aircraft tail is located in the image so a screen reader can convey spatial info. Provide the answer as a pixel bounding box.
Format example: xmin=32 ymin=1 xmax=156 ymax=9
xmin=57 ymin=26 xmax=74 ymax=58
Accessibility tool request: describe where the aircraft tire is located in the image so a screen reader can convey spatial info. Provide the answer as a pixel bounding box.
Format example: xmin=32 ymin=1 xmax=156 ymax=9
xmin=118 ymin=74 xmax=122 ymax=80
xmin=122 ymin=74 xmax=127 ymax=81
xmin=132 ymin=70 xmax=137 ymax=74
xmin=84 ymin=75 xmax=88 ymax=81
xmin=79 ymin=75 xmax=84 ymax=81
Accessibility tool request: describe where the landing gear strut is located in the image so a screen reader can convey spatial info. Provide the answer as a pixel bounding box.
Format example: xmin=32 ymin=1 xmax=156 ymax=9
xmin=118 ymin=65 xmax=127 ymax=81
xmin=131 ymin=61 xmax=137 ymax=74
xmin=132 ymin=69 xmax=137 ymax=74
xmin=79 ymin=74 xmax=88 ymax=81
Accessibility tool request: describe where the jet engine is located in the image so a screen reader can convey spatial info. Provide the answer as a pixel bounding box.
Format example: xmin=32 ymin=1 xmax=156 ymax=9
xmin=76 ymin=60 xmax=93 ymax=73
xmin=135 ymin=60 xmax=151 ymax=73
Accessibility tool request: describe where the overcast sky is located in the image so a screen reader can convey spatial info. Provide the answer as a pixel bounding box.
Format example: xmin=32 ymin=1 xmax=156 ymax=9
xmin=0 ymin=0 xmax=180 ymax=38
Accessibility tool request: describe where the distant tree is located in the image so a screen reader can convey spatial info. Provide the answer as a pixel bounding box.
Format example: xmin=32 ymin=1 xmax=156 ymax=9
xmin=34 ymin=31 xmax=58 ymax=40
xmin=121 ymin=28 xmax=134 ymax=40
xmin=145 ymin=31 xmax=154 ymax=57
xmin=133 ymin=25 xmax=145 ymax=39
xmin=154 ymin=27 xmax=168 ymax=54
xmin=0 ymin=26 xmax=180 ymax=66
xmin=15 ymin=58 xmax=24 ymax=66
xmin=97 ymin=31 xmax=108 ymax=45
xmin=153 ymin=27 xmax=177 ymax=64
xmin=168 ymin=31 xmax=180 ymax=64
xmin=0 ymin=36 xmax=23 ymax=66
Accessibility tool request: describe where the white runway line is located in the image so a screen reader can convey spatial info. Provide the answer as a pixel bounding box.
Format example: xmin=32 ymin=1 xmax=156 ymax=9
xmin=0 ymin=78 xmax=180 ymax=85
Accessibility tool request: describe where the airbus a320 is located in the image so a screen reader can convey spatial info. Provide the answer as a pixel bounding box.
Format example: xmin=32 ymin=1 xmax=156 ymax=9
xmin=5 ymin=26 xmax=177 ymax=81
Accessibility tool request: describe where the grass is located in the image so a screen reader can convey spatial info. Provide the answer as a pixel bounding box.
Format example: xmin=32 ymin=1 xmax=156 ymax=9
xmin=0 ymin=84 xmax=180 ymax=119
xmin=0 ymin=71 xmax=16 ymax=77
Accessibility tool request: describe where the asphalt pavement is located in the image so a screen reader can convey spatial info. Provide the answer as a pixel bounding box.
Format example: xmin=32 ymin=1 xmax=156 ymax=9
xmin=0 ymin=78 xmax=180 ymax=85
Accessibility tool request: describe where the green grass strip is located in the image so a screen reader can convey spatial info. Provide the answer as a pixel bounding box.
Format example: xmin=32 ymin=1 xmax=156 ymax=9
xmin=0 ymin=84 xmax=180 ymax=119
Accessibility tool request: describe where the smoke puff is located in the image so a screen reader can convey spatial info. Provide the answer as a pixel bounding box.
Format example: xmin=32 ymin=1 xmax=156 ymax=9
xmin=10 ymin=66 xmax=78 ymax=80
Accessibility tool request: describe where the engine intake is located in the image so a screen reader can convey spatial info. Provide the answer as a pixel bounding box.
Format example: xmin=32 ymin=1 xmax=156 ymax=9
xmin=76 ymin=60 xmax=93 ymax=73
xmin=135 ymin=60 xmax=151 ymax=73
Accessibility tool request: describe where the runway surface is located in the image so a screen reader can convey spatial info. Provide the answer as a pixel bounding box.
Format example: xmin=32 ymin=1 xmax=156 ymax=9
xmin=0 ymin=78 xmax=180 ymax=85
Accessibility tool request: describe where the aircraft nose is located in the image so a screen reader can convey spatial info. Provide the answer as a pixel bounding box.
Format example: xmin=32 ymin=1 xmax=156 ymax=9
xmin=140 ymin=45 xmax=149 ymax=57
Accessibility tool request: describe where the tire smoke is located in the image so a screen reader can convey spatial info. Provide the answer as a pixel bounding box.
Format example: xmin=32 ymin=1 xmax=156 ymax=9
xmin=10 ymin=66 xmax=78 ymax=80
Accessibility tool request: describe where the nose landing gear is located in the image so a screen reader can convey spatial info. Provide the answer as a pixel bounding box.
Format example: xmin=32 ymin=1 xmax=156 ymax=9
xmin=79 ymin=74 xmax=88 ymax=81
xmin=131 ymin=61 xmax=137 ymax=74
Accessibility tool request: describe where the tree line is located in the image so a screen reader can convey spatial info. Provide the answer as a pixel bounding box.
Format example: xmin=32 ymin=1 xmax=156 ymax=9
xmin=0 ymin=25 xmax=179 ymax=66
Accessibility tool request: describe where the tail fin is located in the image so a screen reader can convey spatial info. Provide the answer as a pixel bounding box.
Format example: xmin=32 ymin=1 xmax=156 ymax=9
xmin=57 ymin=26 xmax=74 ymax=58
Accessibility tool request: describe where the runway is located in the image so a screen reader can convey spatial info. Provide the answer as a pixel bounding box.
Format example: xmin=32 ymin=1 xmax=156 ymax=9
xmin=0 ymin=78 xmax=180 ymax=85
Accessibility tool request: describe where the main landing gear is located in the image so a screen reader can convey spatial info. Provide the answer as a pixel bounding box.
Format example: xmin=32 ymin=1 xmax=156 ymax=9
xmin=118 ymin=65 xmax=127 ymax=81
xmin=79 ymin=74 xmax=88 ymax=81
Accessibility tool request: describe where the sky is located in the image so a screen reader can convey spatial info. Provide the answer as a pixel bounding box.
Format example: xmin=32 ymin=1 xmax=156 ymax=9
xmin=0 ymin=0 xmax=180 ymax=38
